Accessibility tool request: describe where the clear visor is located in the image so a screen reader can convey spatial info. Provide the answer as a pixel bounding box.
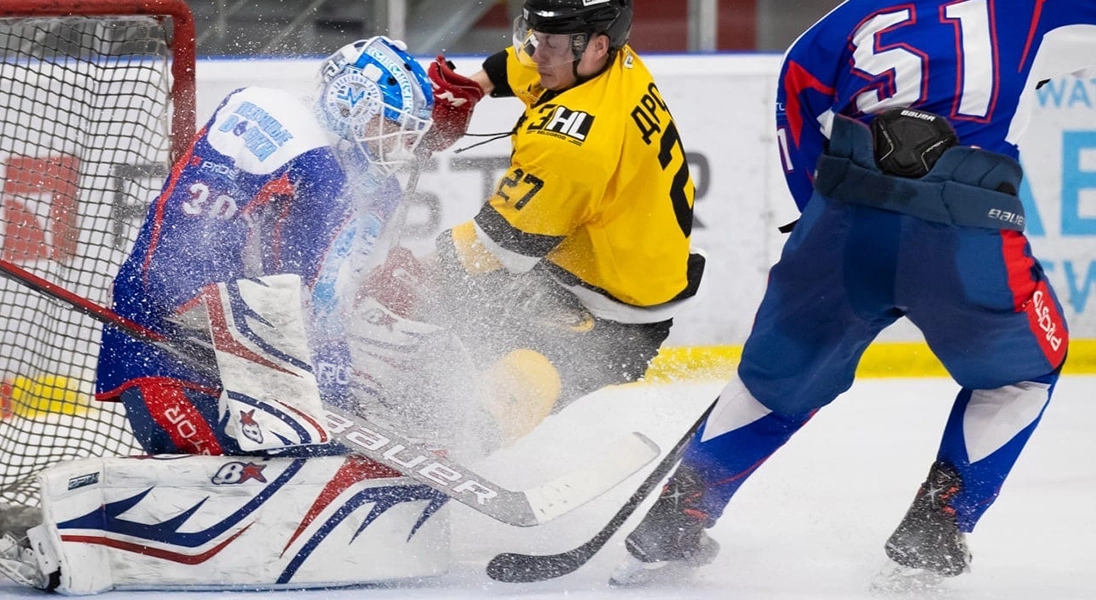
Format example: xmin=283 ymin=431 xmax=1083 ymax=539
xmin=512 ymin=16 xmax=587 ymax=68
xmin=355 ymin=109 xmax=431 ymax=176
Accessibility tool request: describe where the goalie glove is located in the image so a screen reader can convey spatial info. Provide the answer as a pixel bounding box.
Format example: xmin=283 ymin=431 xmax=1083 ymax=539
xmin=420 ymin=55 xmax=485 ymax=153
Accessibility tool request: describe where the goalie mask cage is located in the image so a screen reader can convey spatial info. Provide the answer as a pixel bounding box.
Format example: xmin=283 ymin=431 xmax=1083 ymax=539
xmin=0 ymin=0 xmax=195 ymax=506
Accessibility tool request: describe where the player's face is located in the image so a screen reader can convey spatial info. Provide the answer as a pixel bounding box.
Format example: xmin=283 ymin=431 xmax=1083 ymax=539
xmin=514 ymin=16 xmax=610 ymax=91
xmin=533 ymin=33 xmax=610 ymax=91
xmin=529 ymin=33 xmax=577 ymax=90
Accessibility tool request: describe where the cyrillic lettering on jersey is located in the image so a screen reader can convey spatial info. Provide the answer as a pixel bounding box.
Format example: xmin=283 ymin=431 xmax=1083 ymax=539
xmin=217 ymin=101 xmax=295 ymax=161
xmin=632 ymin=83 xmax=671 ymax=145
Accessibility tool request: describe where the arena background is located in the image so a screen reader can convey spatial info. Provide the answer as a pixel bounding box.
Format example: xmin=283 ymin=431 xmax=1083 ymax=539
xmin=189 ymin=54 xmax=1096 ymax=379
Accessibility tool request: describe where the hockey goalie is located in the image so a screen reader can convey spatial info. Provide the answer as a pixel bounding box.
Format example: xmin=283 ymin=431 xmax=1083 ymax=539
xmin=0 ymin=37 xmax=478 ymax=593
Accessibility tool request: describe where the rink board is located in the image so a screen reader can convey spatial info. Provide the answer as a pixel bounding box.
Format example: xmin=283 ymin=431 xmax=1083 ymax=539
xmin=1 ymin=54 xmax=1093 ymax=378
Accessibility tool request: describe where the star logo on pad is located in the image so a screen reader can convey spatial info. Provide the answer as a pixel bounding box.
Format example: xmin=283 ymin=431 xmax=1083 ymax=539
xmin=239 ymin=462 xmax=268 ymax=484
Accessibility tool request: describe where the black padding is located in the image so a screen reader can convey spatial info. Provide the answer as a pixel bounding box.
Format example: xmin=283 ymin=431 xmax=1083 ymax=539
xmin=870 ymin=108 xmax=959 ymax=178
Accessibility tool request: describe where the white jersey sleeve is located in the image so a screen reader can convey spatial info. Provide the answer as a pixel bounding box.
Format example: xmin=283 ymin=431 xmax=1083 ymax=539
xmin=205 ymin=87 xmax=331 ymax=175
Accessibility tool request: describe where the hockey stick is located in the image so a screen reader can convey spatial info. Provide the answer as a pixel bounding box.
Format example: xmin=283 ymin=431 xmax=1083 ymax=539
xmin=0 ymin=258 xmax=659 ymax=527
xmin=486 ymin=399 xmax=716 ymax=581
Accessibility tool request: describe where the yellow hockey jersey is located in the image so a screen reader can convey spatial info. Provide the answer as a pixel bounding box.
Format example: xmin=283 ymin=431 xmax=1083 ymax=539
xmin=440 ymin=46 xmax=703 ymax=323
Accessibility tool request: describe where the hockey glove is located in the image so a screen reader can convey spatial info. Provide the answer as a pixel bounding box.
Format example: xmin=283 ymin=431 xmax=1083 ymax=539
xmin=359 ymin=246 xmax=427 ymax=318
xmin=420 ymin=55 xmax=485 ymax=153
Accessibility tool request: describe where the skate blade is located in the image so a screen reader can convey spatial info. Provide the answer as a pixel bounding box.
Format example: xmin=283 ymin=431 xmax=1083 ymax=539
xmin=608 ymin=553 xmax=699 ymax=588
xmin=0 ymin=534 xmax=45 ymax=589
xmin=870 ymin=559 xmax=948 ymax=595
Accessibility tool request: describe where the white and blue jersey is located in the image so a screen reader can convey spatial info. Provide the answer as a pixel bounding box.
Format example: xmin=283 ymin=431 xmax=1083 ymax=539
xmin=95 ymin=87 xmax=402 ymax=454
xmin=777 ymin=0 xmax=1096 ymax=210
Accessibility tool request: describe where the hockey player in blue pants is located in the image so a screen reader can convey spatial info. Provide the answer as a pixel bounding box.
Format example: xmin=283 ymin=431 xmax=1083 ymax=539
xmin=612 ymin=0 xmax=1091 ymax=590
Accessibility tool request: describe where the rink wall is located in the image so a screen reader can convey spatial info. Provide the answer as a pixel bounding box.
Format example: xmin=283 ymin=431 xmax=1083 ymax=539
xmin=193 ymin=54 xmax=1096 ymax=377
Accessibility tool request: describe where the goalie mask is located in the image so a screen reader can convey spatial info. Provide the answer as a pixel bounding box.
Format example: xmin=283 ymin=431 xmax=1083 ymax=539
xmin=316 ymin=36 xmax=433 ymax=174
xmin=513 ymin=0 xmax=632 ymax=68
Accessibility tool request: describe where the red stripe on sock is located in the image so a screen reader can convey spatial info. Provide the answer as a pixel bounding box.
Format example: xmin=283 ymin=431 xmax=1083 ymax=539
xmin=139 ymin=378 xmax=224 ymax=455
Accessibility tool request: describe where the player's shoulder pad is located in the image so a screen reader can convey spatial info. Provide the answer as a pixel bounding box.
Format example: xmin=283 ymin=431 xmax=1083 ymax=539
xmin=206 ymin=87 xmax=332 ymax=175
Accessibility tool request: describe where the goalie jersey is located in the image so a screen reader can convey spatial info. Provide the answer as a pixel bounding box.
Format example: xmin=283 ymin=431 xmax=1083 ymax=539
xmin=96 ymin=87 xmax=402 ymax=402
xmin=777 ymin=0 xmax=1096 ymax=210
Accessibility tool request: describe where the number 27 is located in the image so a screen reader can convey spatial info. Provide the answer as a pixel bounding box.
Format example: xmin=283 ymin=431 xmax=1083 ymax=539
xmin=495 ymin=168 xmax=544 ymax=210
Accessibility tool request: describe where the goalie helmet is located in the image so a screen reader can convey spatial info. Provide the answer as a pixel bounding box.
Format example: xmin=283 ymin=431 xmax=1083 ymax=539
xmin=513 ymin=0 xmax=632 ymax=67
xmin=316 ymin=36 xmax=433 ymax=174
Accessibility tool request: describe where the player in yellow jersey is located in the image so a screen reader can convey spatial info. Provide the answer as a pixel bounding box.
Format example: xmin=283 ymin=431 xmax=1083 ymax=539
xmin=421 ymin=0 xmax=705 ymax=444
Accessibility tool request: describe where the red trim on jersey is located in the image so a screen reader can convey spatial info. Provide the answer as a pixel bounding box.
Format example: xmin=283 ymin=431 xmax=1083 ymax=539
xmin=1018 ymin=0 xmax=1047 ymax=72
xmin=1001 ymin=230 xmax=1067 ymax=367
xmin=96 ymin=376 xmax=220 ymax=403
xmin=845 ymin=5 xmax=928 ymax=115
xmin=241 ymin=172 xmax=293 ymax=222
xmin=271 ymin=188 xmax=296 ymax=272
xmin=136 ymin=377 xmax=225 ymax=455
xmin=142 ymin=127 xmax=207 ymax=288
xmin=782 ymin=60 xmax=835 ymax=148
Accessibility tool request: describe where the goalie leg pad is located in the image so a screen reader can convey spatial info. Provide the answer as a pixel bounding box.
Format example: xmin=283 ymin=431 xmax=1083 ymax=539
xmin=31 ymin=454 xmax=450 ymax=594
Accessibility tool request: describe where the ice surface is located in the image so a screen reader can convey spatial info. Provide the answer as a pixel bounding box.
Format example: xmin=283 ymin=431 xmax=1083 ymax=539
xmin=2 ymin=376 xmax=1093 ymax=599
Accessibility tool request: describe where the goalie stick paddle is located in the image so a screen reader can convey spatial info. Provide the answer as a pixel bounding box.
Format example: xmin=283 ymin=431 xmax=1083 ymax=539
xmin=0 ymin=258 xmax=660 ymax=527
xmin=486 ymin=399 xmax=716 ymax=581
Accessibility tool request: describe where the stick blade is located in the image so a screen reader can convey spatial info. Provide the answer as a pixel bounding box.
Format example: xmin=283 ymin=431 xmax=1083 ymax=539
xmin=523 ymin=432 xmax=659 ymax=525
xmin=486 ymin=550 xmax=583 ymax=583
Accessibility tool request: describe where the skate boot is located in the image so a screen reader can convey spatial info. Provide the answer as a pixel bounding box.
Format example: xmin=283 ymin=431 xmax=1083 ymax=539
xmin=609 ymin=465 xmax=720 ymax=586
xmin=872 ymin=461 xmax=971 ymax=593
xmin=0 ymin=503 xmax=41 ymax=542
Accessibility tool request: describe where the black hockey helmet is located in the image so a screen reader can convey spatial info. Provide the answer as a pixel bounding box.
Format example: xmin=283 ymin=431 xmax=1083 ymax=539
xmin=522 ymin=0 xmax=633 ymax=50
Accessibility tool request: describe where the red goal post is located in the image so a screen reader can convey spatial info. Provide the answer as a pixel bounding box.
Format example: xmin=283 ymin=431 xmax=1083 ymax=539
xmin=0 ymin=0 xmax=196 ymax=505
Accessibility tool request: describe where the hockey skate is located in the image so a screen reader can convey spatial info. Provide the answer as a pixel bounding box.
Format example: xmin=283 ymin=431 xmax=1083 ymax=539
xmin=609 ymin=465 xmax=720 ymax=587
xmin=0 ymin=504 xmax=41 ymax=542
xmin=872 ymin=461 xmax=971 ymax=594
xmin=0 ymin=504 xmax=48 ymax=589
xmin=0 ymin=532 xmax=47 ymax=589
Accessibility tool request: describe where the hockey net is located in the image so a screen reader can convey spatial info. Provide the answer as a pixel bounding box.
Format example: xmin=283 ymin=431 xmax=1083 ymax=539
xmin=0 ymin=0 xmax=195 ymax=505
